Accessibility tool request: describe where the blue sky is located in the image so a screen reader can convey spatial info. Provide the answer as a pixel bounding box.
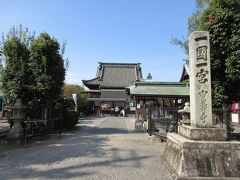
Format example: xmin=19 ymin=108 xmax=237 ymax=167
xmin=0 ymin=0 xmax=195 ymax=84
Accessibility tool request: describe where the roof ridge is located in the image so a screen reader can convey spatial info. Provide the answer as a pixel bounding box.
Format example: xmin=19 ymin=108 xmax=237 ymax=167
xmin=82 ymin=77 xmax=100 ymax=82
xmin=99 ymin=62 xmax=141 ymax=65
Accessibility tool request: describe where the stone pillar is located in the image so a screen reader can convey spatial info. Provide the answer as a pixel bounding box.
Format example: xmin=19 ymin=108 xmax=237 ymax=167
xmin=163 ymin=31 xmax=240 ymax=179
xmin=189 ymin=31 xmax=212 ymax=127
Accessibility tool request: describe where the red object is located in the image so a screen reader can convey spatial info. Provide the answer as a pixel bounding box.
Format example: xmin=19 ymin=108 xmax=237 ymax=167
xmin=231 ymin=101 xmax=240 ymax=112
xmin=231 ymin=102 xmax=236 ymax=111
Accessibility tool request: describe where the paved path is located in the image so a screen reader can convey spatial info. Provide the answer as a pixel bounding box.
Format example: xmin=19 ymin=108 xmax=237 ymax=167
xmin=0 ymin=117 xmax=170 ymax=180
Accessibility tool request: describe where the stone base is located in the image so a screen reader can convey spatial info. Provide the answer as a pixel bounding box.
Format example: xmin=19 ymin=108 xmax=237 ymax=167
xmin=163 ymin=133 xmax=240 ymax=178
xmin=179 ymin=125 xmax=227 ymax=141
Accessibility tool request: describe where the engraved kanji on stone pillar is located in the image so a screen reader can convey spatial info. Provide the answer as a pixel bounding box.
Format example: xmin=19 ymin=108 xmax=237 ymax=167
xmin=189 ymin=31 xmax=212 ymax=127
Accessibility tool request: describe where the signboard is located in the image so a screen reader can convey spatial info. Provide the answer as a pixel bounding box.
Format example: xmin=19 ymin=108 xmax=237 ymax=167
xmin=231 ymin=113 xmax=239 ymax=123
xmin=130 ymin=107 xmax=136 ymax=111
xmin=72 ymin=94 xmax=78 ymax=105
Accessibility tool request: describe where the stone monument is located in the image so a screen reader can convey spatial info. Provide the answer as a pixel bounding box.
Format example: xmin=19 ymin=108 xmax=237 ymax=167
xmin=189 ymin=31 xmax=212 ymax=128
xmin=163 ymin=31 xmax=240 ymax=179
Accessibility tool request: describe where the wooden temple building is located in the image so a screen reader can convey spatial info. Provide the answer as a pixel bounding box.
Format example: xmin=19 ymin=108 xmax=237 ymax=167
xmin=82 ymin=61 xmax=190 ymax=119
xmin=126 ymin=81 xmax=190 ymax=119
xmin=82 ymin=62 xmax=143 ymax=112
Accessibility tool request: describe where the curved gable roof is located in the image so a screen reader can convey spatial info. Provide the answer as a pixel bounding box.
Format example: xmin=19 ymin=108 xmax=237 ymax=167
xmin=82 ymin=77 xmax=101 ymax=85
xmin=82 ymin=62 xmax=142 ymax=89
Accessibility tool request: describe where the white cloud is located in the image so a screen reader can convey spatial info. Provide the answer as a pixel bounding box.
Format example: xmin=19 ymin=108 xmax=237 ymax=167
xmin=65 ymin=78 xmax=83 ymax=85
xmin=65 ymin=71 xmax=83 ymax=85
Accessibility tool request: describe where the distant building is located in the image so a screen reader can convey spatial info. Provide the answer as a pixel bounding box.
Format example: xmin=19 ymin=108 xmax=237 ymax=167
xmin=179 ymin=63 xmax=189 ymax=83
xmin=82 ymin=62 xmax=142 ymax=111
xmin=126 ymin=81 xmax=190 ymax=120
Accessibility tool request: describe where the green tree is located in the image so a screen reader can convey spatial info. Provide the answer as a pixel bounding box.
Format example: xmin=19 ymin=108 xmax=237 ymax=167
xmin=0 ymin=52 xmax=4 ymax=84
xmin=171 ymin=0 xmax=210 ymax=58
xmin=173 ymin=0 xmax=240 ymax=106
xmin=0 ymin=35 xmax=4 ymax=81
xmin=198 ymin=0 xmax=240 ymax=106
xmin=1 ymin=26 xmax=67 ymax=125
xmin=188 ymin=0 xmax=211 ymax=34
xmin=146 ymin=73 xmax=153 ymax=80
xmin=62 ymin=84 xmax=92 ymax=114
xmin=62 ymin=84 xmax=84 ymax=98
xmin=1 ymin=26 xmax=34 ymax=105
xmin=29 ymin=32 xmax=66 ymax=107
xmin=78 ymin=93 xmax=91 ymax=114
xmin=171 ymin=37 xmax=189 ymax=56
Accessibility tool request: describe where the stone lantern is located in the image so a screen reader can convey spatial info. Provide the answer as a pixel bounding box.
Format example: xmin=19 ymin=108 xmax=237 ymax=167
xmin=8 ymin=99 xmax=25 ymax=140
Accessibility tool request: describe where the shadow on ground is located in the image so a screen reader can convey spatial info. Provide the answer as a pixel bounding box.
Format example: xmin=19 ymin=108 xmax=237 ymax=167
xmin=0 ymin=124 xmax=151 ymax=179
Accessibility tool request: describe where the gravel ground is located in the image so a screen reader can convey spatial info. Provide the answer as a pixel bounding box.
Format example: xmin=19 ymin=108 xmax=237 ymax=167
xmin=0 ymin=116 xmax=170 ymax=180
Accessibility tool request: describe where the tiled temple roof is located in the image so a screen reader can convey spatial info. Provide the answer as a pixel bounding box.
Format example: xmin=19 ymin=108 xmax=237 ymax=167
xmin=82 ymin=62 xmax=142 ymax=89
xmin=126 ymin=81 xmax=189 ymax=97
xmin=82 ymin=77 xmax=102 ymax=85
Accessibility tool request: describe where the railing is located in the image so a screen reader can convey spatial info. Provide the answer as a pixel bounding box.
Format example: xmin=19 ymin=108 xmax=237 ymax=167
xmin=212 ymin=108 xmax=240 ymax=141
xmin=23 ymin=105 xmax=63 ymax=143
xmin=23 ymin=119 xmax=48 ymax=143
xmin=147 ymin=107 xmax=178 ymax=141
xmin=146 ymin=104 xmax=240 ymax=141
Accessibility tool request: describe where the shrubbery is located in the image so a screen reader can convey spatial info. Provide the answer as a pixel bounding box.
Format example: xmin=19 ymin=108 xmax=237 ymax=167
xmin=78 ymin=94 xmax=92 ymax=115
xmin=62 ymin=109 xmax=78 ymax=130
xmin=62 ymin=98 xmax=78 ymax=130
xmin=63 ymin=98 xmax=76 ymax=110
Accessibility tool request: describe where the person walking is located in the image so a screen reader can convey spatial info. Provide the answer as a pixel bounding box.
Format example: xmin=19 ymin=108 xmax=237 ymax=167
xmin=115 ymin=106 xmax=119 ymax=116
xmin=121 ymin=108 xmax=125 ymax=117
